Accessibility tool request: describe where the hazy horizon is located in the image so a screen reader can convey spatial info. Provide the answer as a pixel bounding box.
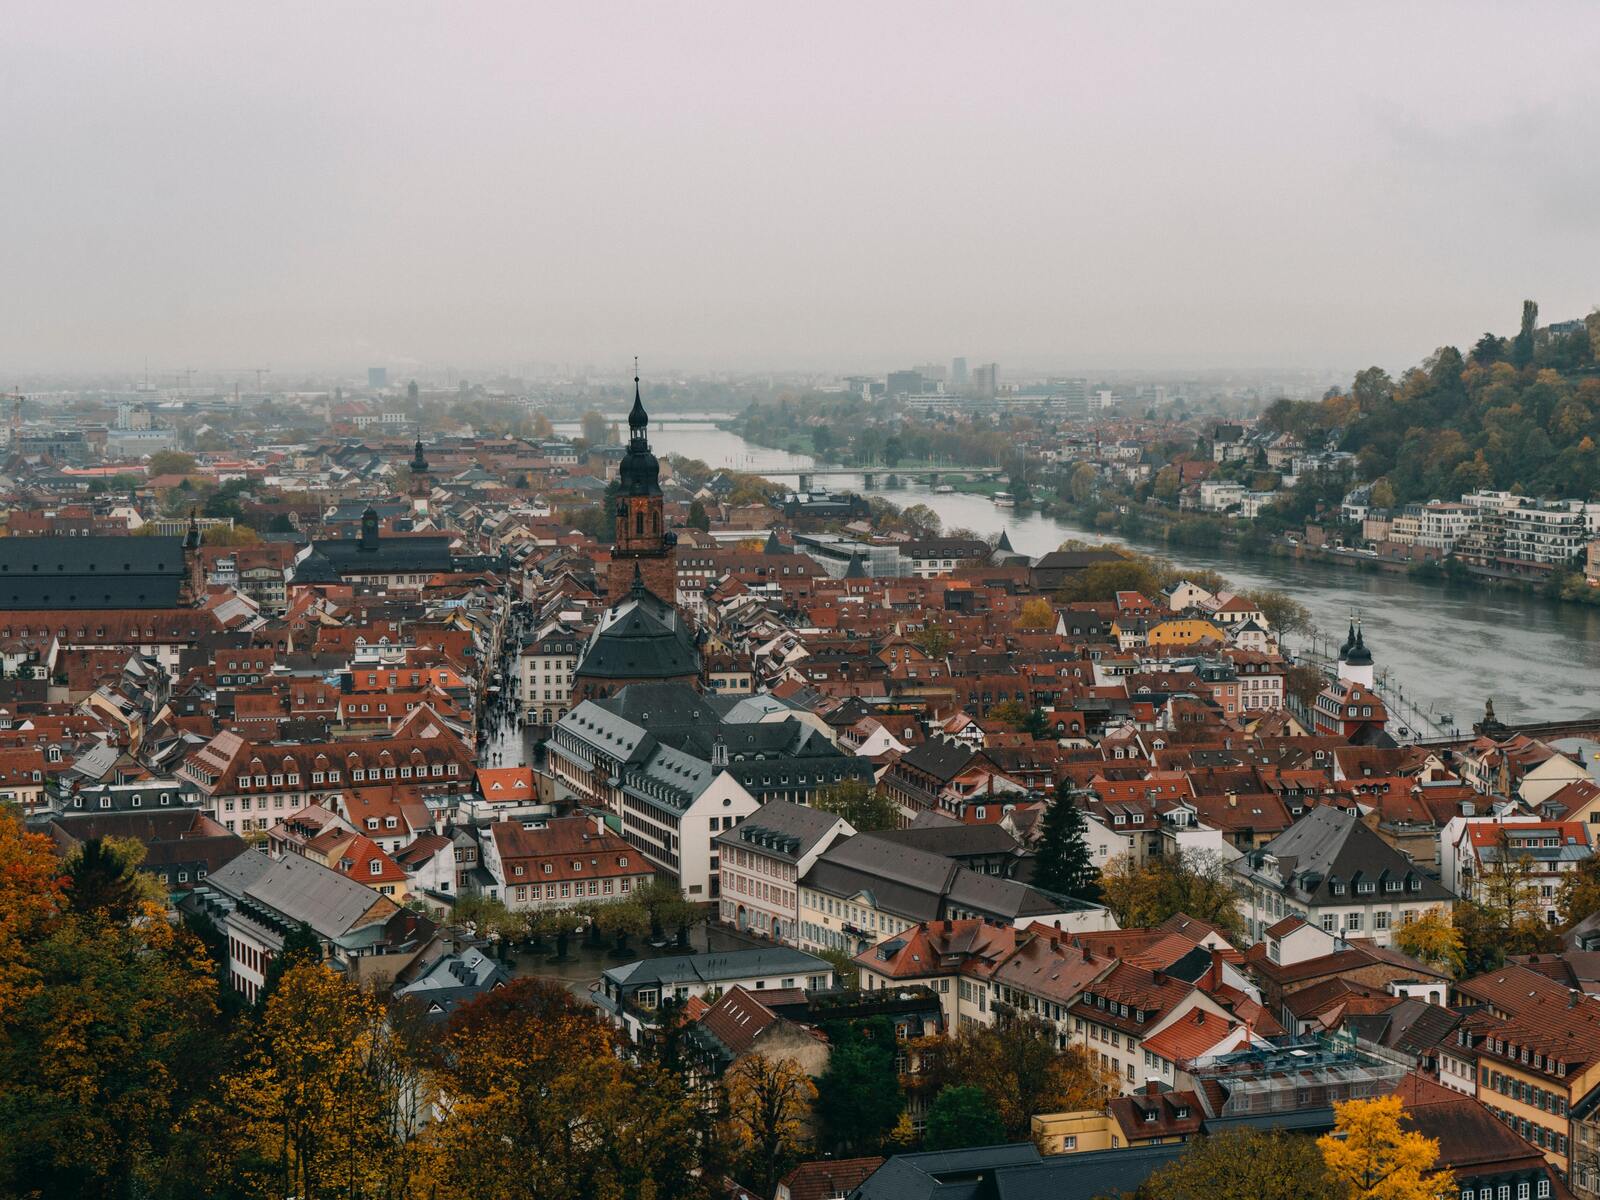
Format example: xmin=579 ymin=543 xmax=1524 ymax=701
xmin=4 ymin=2 xmax=1597 ymax=377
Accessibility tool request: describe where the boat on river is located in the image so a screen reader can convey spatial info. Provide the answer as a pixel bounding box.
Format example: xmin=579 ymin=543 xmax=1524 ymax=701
xmin=992 ymin=492 xmax=1015 ymax=508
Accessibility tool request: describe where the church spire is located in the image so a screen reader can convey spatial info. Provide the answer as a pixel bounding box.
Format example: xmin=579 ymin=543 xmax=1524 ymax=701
xmin=628 ymin=356 xmax=648 ymax=446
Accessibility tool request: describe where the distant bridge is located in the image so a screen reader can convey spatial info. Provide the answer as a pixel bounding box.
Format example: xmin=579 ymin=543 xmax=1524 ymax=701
xmin=759 ymin=467 xmax=1004 ymax=489
xmin=1415 ymin=714 xmax=1600 ymax=748
xmin=1489 ymin=717 xmax=1600 ymax=742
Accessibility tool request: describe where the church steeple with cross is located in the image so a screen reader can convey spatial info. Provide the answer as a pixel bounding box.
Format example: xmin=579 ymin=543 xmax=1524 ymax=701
xmin=610 ymin=359 xmax=676 ymax=604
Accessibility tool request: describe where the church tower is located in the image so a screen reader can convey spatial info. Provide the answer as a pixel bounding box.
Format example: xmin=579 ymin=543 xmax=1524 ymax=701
xmin=608 ymin=364 xmax=677 ymax=602
xmin=409 ymin=437 xmax=431 ymax=515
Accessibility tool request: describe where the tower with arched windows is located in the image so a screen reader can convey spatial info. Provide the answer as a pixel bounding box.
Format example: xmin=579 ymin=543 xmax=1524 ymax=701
xmin=608 ymin=367 xmax=677 ymax=602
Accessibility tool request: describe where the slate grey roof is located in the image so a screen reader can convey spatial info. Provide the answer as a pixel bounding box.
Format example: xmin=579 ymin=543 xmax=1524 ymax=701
xmin=715 ymin=799 xmax=849 ymax=861
xmin=204 ymin=848 xmax=391 ymax=940
xmin=804 ymin=834 xmax=1090 ymax=925
xmin=874 ymin=824 xmax=1020 ymax=860
xmin=1236 ymin=805 xmax=1452 ymax=905
xmin=603 ymin=947 xmax=831 ymax=993
xmin=572 ymin=587 xmax=700 ymax=682
xmin=852 ymin=1141 xmax=1198 ymax=1200
xmin=897 ymin=739 xmax=977 ymax=783
xmin=0 ymin=535 xmax=187 ymax=609
xmin=395 ymin=947 xmax=510 ymax=1020
xmin=852 ymin=1144 xmax=1042 ymax=1200
xmin=297 ymin=534 xmax=453 ymax=580
xmin=559 ymin=685 xmax=872 ymax=800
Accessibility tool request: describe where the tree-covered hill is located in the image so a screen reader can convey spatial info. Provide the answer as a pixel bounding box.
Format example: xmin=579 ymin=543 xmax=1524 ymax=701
xmin=1261 ymin=302 xmax=1600 ymax=503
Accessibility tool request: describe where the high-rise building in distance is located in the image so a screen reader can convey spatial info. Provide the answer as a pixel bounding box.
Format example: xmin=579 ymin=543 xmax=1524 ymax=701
xmin=368 ymin=366 xmax=388 ymax=389
xmin=951 ymin=357 xmax=968 ymax=387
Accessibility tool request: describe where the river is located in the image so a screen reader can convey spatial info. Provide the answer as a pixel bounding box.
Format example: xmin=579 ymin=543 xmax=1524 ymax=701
xmin=558 ymin=418 xmax=1600 ymax=725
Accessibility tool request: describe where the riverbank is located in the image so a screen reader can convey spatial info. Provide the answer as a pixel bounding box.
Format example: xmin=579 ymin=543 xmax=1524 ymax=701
xmin=722 ymin=420 xmax=1597 ymax=607
xmin=638 ymin=420 xmax=1600 ymax=720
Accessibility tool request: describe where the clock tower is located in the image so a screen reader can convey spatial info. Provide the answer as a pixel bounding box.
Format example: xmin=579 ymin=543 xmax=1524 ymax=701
xmin=608 ymin=365 xmax=677 ymax=603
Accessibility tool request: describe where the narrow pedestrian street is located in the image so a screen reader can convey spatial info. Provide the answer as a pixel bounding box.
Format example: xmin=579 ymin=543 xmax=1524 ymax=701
xmin=476 ymin=597 xmax=539 ymax=769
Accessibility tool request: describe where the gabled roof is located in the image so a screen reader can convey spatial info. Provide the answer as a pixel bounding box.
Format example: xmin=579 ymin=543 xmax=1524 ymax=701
xmin=1241 ymin=805 xmax=1452 ymax=905
xmin=573 ymin=586 xmax=700 ymax=681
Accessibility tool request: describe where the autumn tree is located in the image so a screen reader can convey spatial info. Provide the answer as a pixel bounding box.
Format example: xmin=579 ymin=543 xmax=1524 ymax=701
xmin=200 ymin=524 xmax=260 ymax=546
xmin=1099 ymin=850 xmax=1243 ymax=939
xmin=900 ymin=503 xmax=942 ymax=538
xmin=989 ymin=699 xmax=1032 ymax=729
xmin=62 ymin=836 xmax=164 ymax=924
xmin=1140 ymin=1127 xmax=1331 ymax=1200
xmin=1152 ymin=464 xmax=1182 ymax=503
xmin=930 ymin=1018 xmax=1114 ymax=1141
xmin=1243 ymin=589 xmax=1311 ymax=638
xmin=211 ymin=962 xmax=418 ymax=1200
xmin=255 ymin=920 xmax=322 ymax=1008
xmin=453 ymin=893 xmax=523 ymax=959
xmin=1032 ymin=795 xmax=1101 ymax=902
xmin=630 ymin=879 xmax=700 ymax=946
xmin=1055 ymin=555 xmax=1167 ymax=604
xmin=1458 ymin=830 xmax=1563 ymax=967
xmin=1016 ymin=598 xmax=1056 ymax=630
xmin=527 ymin=905 xmax=585 ymax=959
xmin=723 ymin=1053 xmax=818 ymax=1196
xmin=1392 ymin=906 xmax=1465 ymax=976
xmin=580 ymin=410 xmax=611 ymax=446
xmin=924 ymin=1085 xmax=1004 ymax=1151
xmin=146 ymin=450 xmax=197 ymax=477
xmin=912 ymin=624 xmax=954 ymax=659
xmin=814 ymin=778 xmax=898 ymax=833
xmin=1317 ymin=1095 xmax=1453 ymax=1200
xmin=594 ymin=898 xmax=650 ymax=956
xmin=417 ymin=978 xmax=707 ymax=1199
xmin=1285 ymin=663 xmax=1328 ymax=709
xmin=1558 ymin=853 xmax=1600 ymax=929
xmin=0 ymin=816 xmax=223 ymax=1200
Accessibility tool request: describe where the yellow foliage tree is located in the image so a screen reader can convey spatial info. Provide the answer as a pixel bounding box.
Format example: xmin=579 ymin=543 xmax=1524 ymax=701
xmin=723 ymin=1053 xmax=818 ymax=1197
xmin=415 ymin=978 xmax=706 ymax=1200
xmin=1318 ymin=1095 xmax=1454 ymax=1200
xmin=1015 ymin=598 xmax=1056 ymax=630
xmin=0 ymin=807 xmax=66 ymax=1022
xmin=934 ymin=1018 xmax=1115 ymax=1141
xmin=1392 ymin=906 xmax=1465 ymax=976
xmin=213 ymin=962 xmax=416 ymax=1200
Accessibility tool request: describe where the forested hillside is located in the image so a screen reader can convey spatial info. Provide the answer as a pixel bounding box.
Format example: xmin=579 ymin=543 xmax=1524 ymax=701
xmin=1261 ymin=303 xmax=1600 ymax=503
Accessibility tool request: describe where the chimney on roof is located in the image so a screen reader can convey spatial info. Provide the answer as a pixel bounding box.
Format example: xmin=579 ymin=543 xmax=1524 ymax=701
xmin=1570 ymin=989 xmax=1581 ymax=1009
xmin=1145 ymin=1078 xmax=1160 ymax=1096
xmin=944 ymin=919 xmax=953 ymax=932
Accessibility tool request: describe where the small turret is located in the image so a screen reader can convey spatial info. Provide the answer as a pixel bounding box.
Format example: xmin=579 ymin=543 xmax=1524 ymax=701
xmin=1337 ymin=618 xmax=1374 ymax=687
xmin=360 ymin=505 xmax=380 ymax=552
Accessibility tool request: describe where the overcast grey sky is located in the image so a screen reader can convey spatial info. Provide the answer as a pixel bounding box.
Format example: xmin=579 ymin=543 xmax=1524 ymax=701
xmin=3 ymin=2 xmax=1596 ymax=376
